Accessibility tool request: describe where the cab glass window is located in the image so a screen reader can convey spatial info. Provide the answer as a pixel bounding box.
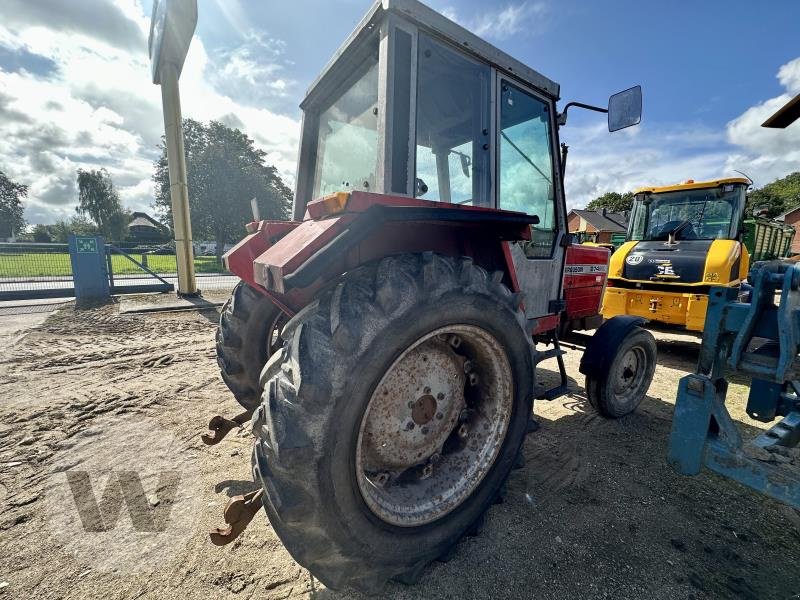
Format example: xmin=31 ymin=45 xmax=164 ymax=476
xmin=499 ymin=80 xmax=556 ymax=257
xmin=414 ymin=34 xmax=491 ymax=206
xmin=313 ymin=56 xmax=379 ymax=198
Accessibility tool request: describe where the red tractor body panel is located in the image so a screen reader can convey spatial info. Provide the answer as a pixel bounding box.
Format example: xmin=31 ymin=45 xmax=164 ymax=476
xmin=563 ymin=244 xmax=610 ymax=320
xmin=224 ymin=192 xmax=609 ymax=332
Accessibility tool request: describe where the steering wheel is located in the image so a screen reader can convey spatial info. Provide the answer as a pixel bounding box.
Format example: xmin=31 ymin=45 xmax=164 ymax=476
xmin=655 ymin=219 xmax=697 ymax=240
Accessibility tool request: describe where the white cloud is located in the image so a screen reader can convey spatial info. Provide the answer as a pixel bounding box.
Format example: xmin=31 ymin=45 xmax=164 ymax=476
xmin=562 ymin=122 xmax=730 ymax=210
xmin=723 ymin=56 xmax=800 ymax=187
xmin=565 ymin=56 xmax=800 ymax=208
xmin=441 ymin=2 xmax=548 ymax=41
xmin=0 ymin=0 xmax=299 ymax=225
xmin=778 ymin=57 xmax=800 ymax=94
xmin=207 ymin=32 xmax=297 ymax=109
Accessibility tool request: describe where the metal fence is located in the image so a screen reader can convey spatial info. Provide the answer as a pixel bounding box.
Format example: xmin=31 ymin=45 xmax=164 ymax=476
xmin=109 ymin=243 xmax=239 ymax=292
xmin=0 ymin=241 xmax=238 ymax=302
xmin=0 ymin=242 xmax=74 ymax=300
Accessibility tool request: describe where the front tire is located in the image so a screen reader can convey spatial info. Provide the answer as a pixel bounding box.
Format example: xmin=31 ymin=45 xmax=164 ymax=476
xmin=216 ymin=282 xmax=285 ymax=411
xmin=252 ymin=253 xmax=534 ymax=593
xmin=585 ymin=326 xmax=656 ymax=418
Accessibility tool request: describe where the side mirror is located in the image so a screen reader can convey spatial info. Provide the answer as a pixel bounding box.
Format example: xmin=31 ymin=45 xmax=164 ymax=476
xmin=608 ymin=85 xmax=642 ymax=132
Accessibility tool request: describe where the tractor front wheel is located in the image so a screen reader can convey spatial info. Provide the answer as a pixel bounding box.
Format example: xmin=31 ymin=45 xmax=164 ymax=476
xmin=216 ymin=282 xmax=286 ymax=411
xmin=252 ymin=253 xmax=534 ymax=593
xmin=585 ymin=326 xmax=656 ymax=418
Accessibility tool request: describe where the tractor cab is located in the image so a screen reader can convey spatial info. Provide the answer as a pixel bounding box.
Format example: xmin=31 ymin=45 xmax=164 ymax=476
xmin=277 ymin=0 xmax=641 ymax=319
xmin=295 ymin=0 xmax=562 ymax=219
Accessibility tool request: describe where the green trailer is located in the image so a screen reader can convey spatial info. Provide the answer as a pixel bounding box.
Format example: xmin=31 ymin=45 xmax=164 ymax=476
xmin=743 ymin=218 xmax=796 ymax=261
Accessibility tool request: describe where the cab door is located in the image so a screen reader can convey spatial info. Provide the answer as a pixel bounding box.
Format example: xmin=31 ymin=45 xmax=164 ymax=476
xmin=495 ymin=75 xmax=566 ymax=320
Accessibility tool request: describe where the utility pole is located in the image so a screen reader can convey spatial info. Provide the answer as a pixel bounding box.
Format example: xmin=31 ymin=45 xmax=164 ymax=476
xmin=149 ymin=0 xmax=198 ymax=295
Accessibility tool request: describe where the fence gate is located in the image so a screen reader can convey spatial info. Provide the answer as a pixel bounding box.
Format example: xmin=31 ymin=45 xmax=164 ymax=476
xmin=106 ymin=244 xmax=174 ymax=295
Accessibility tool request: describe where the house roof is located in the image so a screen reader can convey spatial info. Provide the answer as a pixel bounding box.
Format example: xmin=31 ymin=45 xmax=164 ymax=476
xmin=128 ymin=211 xmax=163 ymax=230
xmin=570 ymin=209 xmax=628 ymax=233
xmin=777 ymin=206 xmax=800 ymax=222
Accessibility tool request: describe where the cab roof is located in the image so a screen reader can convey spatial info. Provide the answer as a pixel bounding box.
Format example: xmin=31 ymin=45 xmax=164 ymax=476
xmin=302 ymin=0 xmax=560 ymax=109
xmin=634 ymin=177 xmax=751 ymax=195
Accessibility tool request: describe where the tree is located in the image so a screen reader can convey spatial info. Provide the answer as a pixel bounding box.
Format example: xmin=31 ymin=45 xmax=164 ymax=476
xmin=76 ymin=168 xmax=130 ymax=240
xmin=49 ymin=216 xmax=100 ymax=243
xmin=585 ymin=191 xmax=634 ymax=213
xmin=31 ymin=224 xmax=52 ymax=243
xmin=0 ymin=170 xmax=27 ymax=239
xmin=153 ymin=119 xmax=293 ymax=264
xmin=746 ymin=172 xmax=800 ymax=218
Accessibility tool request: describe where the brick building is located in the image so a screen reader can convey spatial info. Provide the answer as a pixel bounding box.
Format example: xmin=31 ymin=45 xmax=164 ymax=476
xmin=567 ymin=209 xmax=628 ymax=244
xmin=777 ymin=206 xmax=800 ymax=254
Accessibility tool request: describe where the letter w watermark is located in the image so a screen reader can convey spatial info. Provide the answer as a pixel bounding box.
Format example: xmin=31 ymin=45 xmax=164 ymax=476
xmin=65 ymin=470 xmax=180 ymax=533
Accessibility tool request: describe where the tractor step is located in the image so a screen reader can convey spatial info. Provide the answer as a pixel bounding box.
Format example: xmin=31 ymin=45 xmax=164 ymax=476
xmin=535 ymin=336 xmax=569 ymax=401
xmin=536 ymin=347 xmax=566 ymax=362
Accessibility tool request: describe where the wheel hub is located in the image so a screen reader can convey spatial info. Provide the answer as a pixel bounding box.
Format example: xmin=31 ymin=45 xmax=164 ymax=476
xmin=356 ymin=325 xmax=513 ymax=527
xmin=360 ymin=338 xmax=465 ymax=471
xmin=615 ymin=347 xmax=643 ymax=394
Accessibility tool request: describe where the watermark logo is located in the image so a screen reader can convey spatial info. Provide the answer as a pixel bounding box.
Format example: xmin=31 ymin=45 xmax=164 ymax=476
xmin=45 ymin=417 xmax=203 ymax=573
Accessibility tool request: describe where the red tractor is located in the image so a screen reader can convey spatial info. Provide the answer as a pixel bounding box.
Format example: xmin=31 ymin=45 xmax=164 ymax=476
xmin=211 ymin=0 xmax=656 ymax=592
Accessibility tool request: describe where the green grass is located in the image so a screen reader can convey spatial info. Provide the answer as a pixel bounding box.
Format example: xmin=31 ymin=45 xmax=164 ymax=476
xmin=0 ymin=252 xmax=227 ymax=278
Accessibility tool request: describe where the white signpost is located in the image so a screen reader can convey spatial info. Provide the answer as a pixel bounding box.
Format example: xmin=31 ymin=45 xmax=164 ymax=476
xmin=149 ymin=0 xmax=198 ymax=295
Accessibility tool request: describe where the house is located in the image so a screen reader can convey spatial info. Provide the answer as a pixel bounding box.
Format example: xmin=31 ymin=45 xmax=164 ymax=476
xmin=127 ymin=211 xmax=168 ymax=243
xmin=777 ymin=206 xmax=800 ymax=254
xmin=567 ymin=209 xmax=629 ymax=245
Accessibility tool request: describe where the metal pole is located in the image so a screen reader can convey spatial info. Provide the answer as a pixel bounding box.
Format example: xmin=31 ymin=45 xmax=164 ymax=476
xmin=159 ymin=62 xmax=197 ymax=295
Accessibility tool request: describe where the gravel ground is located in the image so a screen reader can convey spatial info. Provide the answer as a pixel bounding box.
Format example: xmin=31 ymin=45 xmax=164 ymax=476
xmin=0 ymin=298 xmax=798 ymax=599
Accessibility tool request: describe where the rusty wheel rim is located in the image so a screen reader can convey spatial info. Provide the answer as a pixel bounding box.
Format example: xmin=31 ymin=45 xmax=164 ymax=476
xmin=613 ymin=345 xmax=646 ymax=401
xmin=356 ymin=325 xmax=513 ymax=527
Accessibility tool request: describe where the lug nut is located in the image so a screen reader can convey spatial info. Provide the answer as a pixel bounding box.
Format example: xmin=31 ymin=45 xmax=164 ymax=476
xmin=405 ymin=421 xmax=415 ymax=431
xmin=449 ymin=335 xmax=462 ymax=349
xmin=437 ymin=392 xmax=444 ymax=400
xmin=375 ymin=472 xmax=390 ymax=487
xmin=463 ymin=360 xmax=473 ymax=373
xmin=458 ymin=423 xmax=469 ymax=438
xmin=468 ymin=372 xmax=479 ymax=386
xmin=408 ymin=400 xmax=415 ymax=408
xmin=421 ymin=426 xmax=429 ymax=435
xmin=421 ymin=464 xmax=433 ymax=479
xmin=436 ymin=412 xmax=443 ymax=420
xmin=424 ymin=386 xmax=431 ymax=394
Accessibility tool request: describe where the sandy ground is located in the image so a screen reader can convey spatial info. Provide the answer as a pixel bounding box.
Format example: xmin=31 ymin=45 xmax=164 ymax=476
xmin=1 ymin=297 xmax=799 ymax=599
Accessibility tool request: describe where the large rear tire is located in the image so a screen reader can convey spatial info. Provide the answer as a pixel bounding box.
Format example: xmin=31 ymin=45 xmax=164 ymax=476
xmin=252 ymin=253 xmax=534 ymax=593
xmin=216 ymin=282 xmax=285 ymax=411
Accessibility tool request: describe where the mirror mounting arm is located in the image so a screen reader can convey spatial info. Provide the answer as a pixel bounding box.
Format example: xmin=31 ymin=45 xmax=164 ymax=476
xmin=556 ymin=101 xmax=608 ymax=127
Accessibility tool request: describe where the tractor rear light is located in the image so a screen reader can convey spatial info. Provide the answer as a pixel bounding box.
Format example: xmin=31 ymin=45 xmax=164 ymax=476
xmin=307 ymin=191 xmax=351 ymax=219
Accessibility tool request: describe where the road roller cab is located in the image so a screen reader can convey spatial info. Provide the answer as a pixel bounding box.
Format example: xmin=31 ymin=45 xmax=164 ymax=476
xmin=213 ymin=0 xmax=655 ymax=593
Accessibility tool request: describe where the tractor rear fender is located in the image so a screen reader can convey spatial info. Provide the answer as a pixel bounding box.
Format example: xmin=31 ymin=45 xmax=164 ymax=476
xmin=230 ymin=195 xmax=537 ymax=313
xmin=579 ymin=315 xmax=647 ymax=378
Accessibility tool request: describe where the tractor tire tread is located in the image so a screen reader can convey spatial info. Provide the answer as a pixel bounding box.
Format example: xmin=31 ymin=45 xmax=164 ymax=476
xmin=216 ymin=281 xmax=281 ymax=411
xmin=255 ymin=253 xmax=533 ymax=593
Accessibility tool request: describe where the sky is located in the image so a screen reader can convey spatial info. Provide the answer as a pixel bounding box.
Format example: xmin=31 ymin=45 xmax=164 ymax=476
xmin=0 ymin=0 xmax=798 ymax=225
